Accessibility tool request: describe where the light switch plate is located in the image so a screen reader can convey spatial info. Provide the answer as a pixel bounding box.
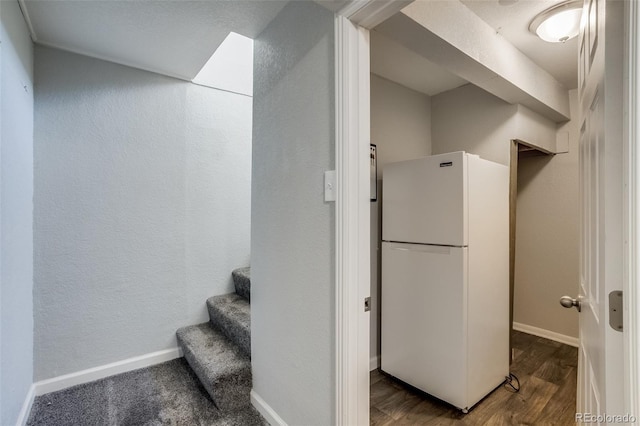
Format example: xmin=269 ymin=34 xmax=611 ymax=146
xmin=324 ymin=170 xmax=336 ymax=202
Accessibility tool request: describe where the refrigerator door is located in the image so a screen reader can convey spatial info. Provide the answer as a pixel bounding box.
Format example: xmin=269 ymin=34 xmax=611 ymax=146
xmin=382 ymin=152 xmax=467 ymax=246
xmin=381 ymin=241 xmax=468 ymax=410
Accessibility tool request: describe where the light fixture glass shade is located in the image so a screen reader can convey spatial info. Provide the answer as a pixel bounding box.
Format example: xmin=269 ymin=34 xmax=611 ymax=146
xmin=529 ymin=1 xmax=583 ymax=43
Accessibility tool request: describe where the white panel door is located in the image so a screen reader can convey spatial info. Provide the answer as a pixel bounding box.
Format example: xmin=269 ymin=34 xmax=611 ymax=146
xmin=576 ymin=0 xmax=624 ymax=420
xmin=381 ymin=241 xmax=468 ymax=409
xmin=382 ymin=152 xmax=467 ymax=246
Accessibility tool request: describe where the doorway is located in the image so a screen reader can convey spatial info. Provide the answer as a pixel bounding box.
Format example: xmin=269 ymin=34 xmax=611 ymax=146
xmin=336 ymin=0 xmax=640 ymax=422
xmin=510 ymin=137 xmax=581 ymax=350
xmin=367 ymin=80 xmax=581 ymax=426
xmin=339 ymin=0 xmax=638 ymax=422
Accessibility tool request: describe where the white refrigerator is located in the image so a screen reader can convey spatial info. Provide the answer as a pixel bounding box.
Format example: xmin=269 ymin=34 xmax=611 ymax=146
xmin=381 ymin=151 xmax=509 ymax=413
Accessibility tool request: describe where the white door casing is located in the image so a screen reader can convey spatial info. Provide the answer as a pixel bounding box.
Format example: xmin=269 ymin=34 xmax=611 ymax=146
xmin=577 ymin=0 xmax=625 ymax=420
xmin=334 ymin=15 xmax=371 ymax=426
xmin=335 ymin=2 xmax=409 ymax=425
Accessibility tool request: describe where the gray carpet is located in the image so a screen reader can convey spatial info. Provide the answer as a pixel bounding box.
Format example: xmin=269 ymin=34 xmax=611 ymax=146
xmin=26 ymin=358 xmax=266 ymax=426
xmin=176 ymin=323 xmax=252 ymax=412
xmin=231 ymin=267 xmax=251 ymax=302
xmin=207 ymin=294 xmax=251 ymax=357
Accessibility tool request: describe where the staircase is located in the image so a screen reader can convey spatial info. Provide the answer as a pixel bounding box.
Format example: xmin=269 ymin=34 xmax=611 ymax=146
xmin=176 ymin=267 xmax=256 ymax=414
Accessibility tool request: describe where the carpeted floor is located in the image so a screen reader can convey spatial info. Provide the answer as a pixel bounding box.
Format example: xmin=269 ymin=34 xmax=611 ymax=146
xmin=26 ymin=358 xmax=266 ymax=426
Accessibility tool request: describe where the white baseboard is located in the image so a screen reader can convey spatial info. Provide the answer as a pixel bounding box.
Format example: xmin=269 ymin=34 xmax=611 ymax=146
xmin=513 ymin=322 xmax=579 ymax=347
xmin=33 ymin=347 xmax=183 ymax=397
xmin=251 ymin=390 xmax=287 ymax=426
xmin=370 ymin=355 xmax=380 ymax=371
xmin=16 ymin=384 xmax=37 ymax=426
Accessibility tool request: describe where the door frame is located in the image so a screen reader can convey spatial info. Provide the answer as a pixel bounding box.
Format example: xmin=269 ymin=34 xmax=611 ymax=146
xmin=334 ymin=14 xmax=370 ymax=426
xmin=335 ymin=0 xmax=640 ymax=422
xmin=334 ymin=2 xmax=409 ymax=425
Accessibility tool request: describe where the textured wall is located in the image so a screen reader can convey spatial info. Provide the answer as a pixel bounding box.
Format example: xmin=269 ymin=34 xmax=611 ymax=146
xmin=370 ymin=74 xmax=431 ymax=368
xmin=34 ymin=46 xmax=251 ymax=380
xmin=514 ymin=89 xmax=580 ymax=338
xmin=0 ymin=1 xmax=34 ymax=424
xmin=251 ymin=2 xmax=335 ymax=424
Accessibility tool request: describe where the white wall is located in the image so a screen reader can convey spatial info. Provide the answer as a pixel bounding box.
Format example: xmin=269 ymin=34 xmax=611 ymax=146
xmin=371 ymin=75 xmax=432 ymax=177
xmin=514 ymin=89 xmax=580 ymax=338
xmin=251 ymin=3 xmax=335 ymax=424
xmin=432 ymin=84 xmax=556 ymax=165
xmin=33 ymin=46 xmax=252 ymax=380
xmin=370 ymin=74 xmax=431 ymax=368
xmin=0 ymin=1 xmax=34 ymax=423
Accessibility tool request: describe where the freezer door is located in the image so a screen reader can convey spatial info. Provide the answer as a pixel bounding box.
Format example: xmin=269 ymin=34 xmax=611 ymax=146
xmin=381 ymin=241 xmax=468 ymax=410
xmin=382 ymin=152 xmax=467 ymax=246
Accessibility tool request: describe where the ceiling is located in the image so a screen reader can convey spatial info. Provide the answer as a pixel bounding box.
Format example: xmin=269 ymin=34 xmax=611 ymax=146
xmin=370 ymin=31 xmax=468 ymax=96
xmin=21 ymin=0 xmax=287 ymax=81
xmin=21 ymin=0 xmax=577 ymax=94
xmin=371 ymin=0 xmax=578 ymax=98
xmin=461 ymin=0 xmax=578 ymax=89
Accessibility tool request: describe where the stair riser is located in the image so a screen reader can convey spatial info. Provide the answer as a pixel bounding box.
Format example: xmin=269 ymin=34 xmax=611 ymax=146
xmin=208 ymin=307 xmax=251 ymax=357
xmin=176 ymin=324 xmax=252 ymax=413
xmin=232 ymin=268 xmax=251 ymax=301
xmin=179 ymin=341 xmax=252 ymax=411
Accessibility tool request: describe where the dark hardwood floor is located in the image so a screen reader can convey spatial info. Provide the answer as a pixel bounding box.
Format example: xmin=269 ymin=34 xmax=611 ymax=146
xmin=371 ymin=331 xmax=578 ymax=425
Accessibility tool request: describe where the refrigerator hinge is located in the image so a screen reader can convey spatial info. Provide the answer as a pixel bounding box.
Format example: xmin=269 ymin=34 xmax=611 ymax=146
xmin=364 ymin=297 xmax=371 ymax=312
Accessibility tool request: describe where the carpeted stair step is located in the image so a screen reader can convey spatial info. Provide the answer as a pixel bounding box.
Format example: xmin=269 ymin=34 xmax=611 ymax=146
xmin=176 ymin=323 xmax=251 ymax=412
xmin=207 ymin=294 xmax=250 ymax=357
xmin=232 ymin=267 xmax=251 ymax=301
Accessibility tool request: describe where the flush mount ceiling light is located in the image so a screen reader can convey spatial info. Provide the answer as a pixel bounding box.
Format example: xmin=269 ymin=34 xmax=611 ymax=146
xmin=529 ymin=0 xmax=583 ymax=43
